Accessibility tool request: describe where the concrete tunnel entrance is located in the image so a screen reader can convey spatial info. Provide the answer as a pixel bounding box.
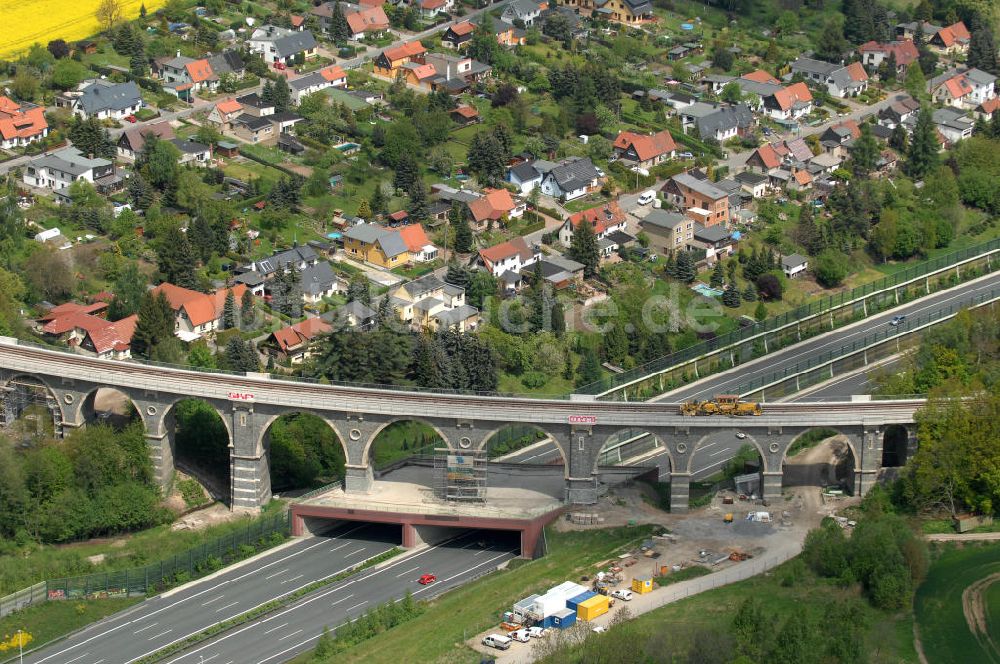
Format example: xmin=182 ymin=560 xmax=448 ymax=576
xmin=290 ymin=505 xmax=560 ymax=558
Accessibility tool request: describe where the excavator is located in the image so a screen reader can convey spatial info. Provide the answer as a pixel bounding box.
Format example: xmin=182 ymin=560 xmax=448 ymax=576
xmin=679 ymin=395 xmax=762 ymax=417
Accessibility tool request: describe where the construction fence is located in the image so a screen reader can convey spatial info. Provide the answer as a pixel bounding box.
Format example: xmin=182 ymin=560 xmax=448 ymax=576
xmin=0 ymin=511 xmax=289 ymax=618
xmin=580 ymin=238 xmax=1000 ymax=399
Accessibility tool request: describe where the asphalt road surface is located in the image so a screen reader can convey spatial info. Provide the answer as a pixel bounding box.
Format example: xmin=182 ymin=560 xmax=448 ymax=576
xmin=23 ymin=523 xmax=400 ymax=664
xmin=161 ymin=530 xmax=520 ymax=664
xmin=656 ymin=272 xmax=1000 ymax=402
xmin=783 ymin=357 xmax=904 ymax=403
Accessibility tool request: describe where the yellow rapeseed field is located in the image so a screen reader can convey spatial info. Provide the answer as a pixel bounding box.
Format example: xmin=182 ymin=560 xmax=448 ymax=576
xmin=0 ymin=0 xmax=165 ymax=60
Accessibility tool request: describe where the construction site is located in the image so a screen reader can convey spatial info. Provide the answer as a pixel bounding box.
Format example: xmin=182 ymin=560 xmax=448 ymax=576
xmin=468 ymin=431 xmax=860 ymax=660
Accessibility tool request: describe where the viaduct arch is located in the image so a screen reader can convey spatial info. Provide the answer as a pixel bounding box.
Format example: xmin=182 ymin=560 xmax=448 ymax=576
xmin=0 ymin=339 xmax=924 ymax=512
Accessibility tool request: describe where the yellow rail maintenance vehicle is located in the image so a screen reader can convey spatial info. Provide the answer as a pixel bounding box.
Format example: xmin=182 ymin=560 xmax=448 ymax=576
xmin=679 ymin=395 xmax=762 ymax=417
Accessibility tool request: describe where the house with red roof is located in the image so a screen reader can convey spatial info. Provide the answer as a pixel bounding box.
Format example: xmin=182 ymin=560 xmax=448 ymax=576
xmin=152 ymin=283 xmax=249 ymax=341
xmin=443 ymin=21 xmax=477 ymax=49
xmin=557 ymin=202 xmax=627 ymax=247
xmin=398 ymin=224 xmax=439 ymax=262
xmin=612 ymin=130 xmax=677 ymax=169
xmin=207 ymin=98 xmax=244 ymax=131
xmin=159 ymin=55 xmax=221 ymax=100
xmin=789 ymin=57 xmax=869 ymax=98
xmin=466 ymin=188 xmax=523 ymax=231
xmin=415 ymin=0 xmax=453 ymax=18
xmin=264 ymin=317 xmax=331 ymax=363
xmin=39 ymin=307 xmax=136 ymax=360
xmin=975 ymin=97 xmax=1000 ymax=122
xmin=745 ymin=143 xmax=782 ymax=174
xmin=475 ymin=236 xmax=539 ymax=278
xmin=929 ymin=21 xmax=971 ymax=55
xmin=741 ymin=69 xmax=780 ymax=85
xmin=0 ymin=96 xmax=48 ymax=150
xmin=929 ymin=67 xmax=997 ymax=108
xmin=374 ymin=41 xmax=427 ymax=78
xmin=345 ymin=5 xmax=390 ymax=39
xmin=859 ymin=40 xmax=919 ymax=80
xmin=761 ymin=82 xmax=813 ymax=121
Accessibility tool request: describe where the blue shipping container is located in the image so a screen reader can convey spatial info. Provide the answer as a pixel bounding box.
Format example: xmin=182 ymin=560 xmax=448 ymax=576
xmin=552 ymin=608 xmax=577 ymax=629
xmin=539 ymin=614 xmax=557 ymax=629
xmin=566 ymin=591 xmax=597 ymax=612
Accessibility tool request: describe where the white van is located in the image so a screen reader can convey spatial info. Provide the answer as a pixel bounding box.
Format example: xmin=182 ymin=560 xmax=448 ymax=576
xmin=483 ymin=634 xmax=512 ymax=650
xmin=637 ymin=190 xmax=656 ymax=205
xmin=510 ymin=629 xmax=531 ymax=642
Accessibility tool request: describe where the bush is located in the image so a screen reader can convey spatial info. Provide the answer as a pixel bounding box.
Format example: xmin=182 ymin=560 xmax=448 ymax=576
xmin=813 ymin=249 xmax=849 ymax=288
xmin=521 ymin=371 xmax=548 ymax=389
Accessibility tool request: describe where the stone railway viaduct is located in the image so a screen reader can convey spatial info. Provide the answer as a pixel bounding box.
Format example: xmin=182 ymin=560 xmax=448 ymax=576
xmin=0 ymin=337 xmax=920 ymax=513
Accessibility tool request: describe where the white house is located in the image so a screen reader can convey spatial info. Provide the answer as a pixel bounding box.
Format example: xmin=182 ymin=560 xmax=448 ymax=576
xmin=782 ymin=253 xmax=809 ymax=278
xmin=248 ymin=25 xmax=318 ymax=65
xmin=502 ymin=0 xmax=544 ymax=26
xmin=23 ymin=147 xmax=115 ymax=192
xmin=476 ymin=236 xmax=539 ymax=277
xmin=538 ymin=157 xmax=603 ymax=202
xmin=55 ymin=80 xmax=142 ymax=121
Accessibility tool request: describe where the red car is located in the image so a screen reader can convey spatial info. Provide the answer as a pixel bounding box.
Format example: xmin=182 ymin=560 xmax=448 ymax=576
xmin=418 ymin=574 xmax=436 ymax=585
xmin=125 ymin=115 xmax=137 ymax=123
xmin=272 ymin=61 xmax=287 ymax=70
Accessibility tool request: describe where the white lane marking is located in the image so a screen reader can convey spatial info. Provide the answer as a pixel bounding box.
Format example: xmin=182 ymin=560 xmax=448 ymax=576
xmin=678 ymin=282 xmax=997 ymax=400
xmin=93 ymin=660 xmax=105 ymax=664
xmin=264 ymin=568 xmax=288 ymax=580
xmin=262 ymin=622 xmax=288 ymax=636
xmin=164 ymin=532 xmax=482 ymax=664
xmin=250 ymin=543 xmax=511 ymax=664
xmin=395 ymin=566 xmax=420 ymax=578
xmin=344 ymin=601 xmax=368 ymax=613
xmin=328 ymin=542 xmax=350 ymax=552
xmin=201 ymin=595 xmax=225 ymax=606
xmin=278 ymin=629 xmax=303 ymax=641
xmin=330 ymin=593 xmax=355 ymax=607
xmin=147 ymin=629 xmax=172 ymax=641
xmin=694 ymin=456 xmax=735 ymax=476
xmin=344 ymin=548 xmax=367 ymax=558
xmin=411 ymin=548 xmax=518 ymax=598
xmin=32 ymin=532 xmax=356 ymax=664
xmin=280 ymin=574 xmax=304 ymax=585
xmin=215 ymin=601 xmax=239 ymax=613
xmin=133 ymin=623 xmax=159 ymax=634
xmin=64 ymin=654 xmax=89 ymax=664
xmin=199 ymin=655 xmax=218 ymax=664
xmin=709 ymin=448 xmax=730 ymax=457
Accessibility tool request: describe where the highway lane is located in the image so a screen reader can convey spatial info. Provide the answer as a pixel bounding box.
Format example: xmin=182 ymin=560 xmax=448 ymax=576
xmin=783 ymin=357 xmax=904 ymax=402
xmin=22 ymin=523 xmax=400 ymax=664
xmin=656 ymin=272 xmax=1000 ymax=402
xmin=162 ymin=530 xmax=520 ymax=664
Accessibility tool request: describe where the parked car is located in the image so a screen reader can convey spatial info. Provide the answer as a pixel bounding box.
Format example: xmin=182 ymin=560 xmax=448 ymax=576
xmin=124 ymin=115 xmax=137 ymax=123
xmin=510 ymin=629 xmax=531 ymax=643
xmin=273 ymin=61 xmax=287 ymax=70
xmin=678 ymin=151 xmax=694 ymax=158
xmin=637 ymin=190 xmax=656 ymax=206
xmin=418 ymin=573 xmax=436 ymax=585
xmin=526 ymin=626 xmax=548 ymax=638
xmin=736 ymin=431 xmax=747 ymax=439
xmin=610 ymin=589 xmax=633 ymax=601
xmin=483 ymin=634 xmax=512 ymax=650
xmin=890 ymin=315 xmax=906 ymax=327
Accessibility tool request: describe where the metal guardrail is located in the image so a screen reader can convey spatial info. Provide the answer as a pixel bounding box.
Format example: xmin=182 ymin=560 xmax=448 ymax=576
xmin=0 ymin=511 xmax=289 ymax=617
xmin=736 ymin=288 xmax=1000 ymax=395
xmin=576 ymin=238 xmax=1000 ymax=396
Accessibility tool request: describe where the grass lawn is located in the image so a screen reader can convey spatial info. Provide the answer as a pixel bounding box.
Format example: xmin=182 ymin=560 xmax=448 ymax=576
xmin=295 ymin=525 xmax=655 ymax=664
xmin=0 ymin=502 xmax=285 ymax=596
xmin=914 ymin=542 xmax=1000 ymax=664
xmin=371 ymin=421 xmax=443 ymax=469
xmin=498 ymin=371 xmax=576 ymax=397
xmin=532 ymin=556 xmax=917 ymax=663
xmin=223 ymin=159 xmax=282 ymax=186
xmin=0 ymin=597 xmax=140 ymax=654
